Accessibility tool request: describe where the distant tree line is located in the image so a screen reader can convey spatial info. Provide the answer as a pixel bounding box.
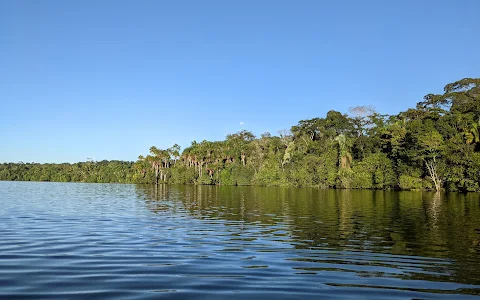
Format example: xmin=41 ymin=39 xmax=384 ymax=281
xmin=1 ymin=78 xmax=479 ymax=192
xmin=0 ymin=160 xmax=136 ymax=183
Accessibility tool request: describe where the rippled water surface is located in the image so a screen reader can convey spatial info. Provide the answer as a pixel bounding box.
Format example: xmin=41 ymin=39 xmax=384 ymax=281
xmin=1 ymin=182 xmax=480 ymax=299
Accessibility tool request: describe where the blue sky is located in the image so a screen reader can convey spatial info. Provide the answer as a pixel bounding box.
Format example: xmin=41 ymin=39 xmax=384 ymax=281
xmin=1 ymin=0 xmax=479 ymax=163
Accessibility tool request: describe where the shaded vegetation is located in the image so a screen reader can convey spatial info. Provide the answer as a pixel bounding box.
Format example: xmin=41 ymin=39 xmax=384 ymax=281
xmin=2 ymin=78 xmax=480 ymax=191
xmin=0 ymin=160 xmax=136 ymax=183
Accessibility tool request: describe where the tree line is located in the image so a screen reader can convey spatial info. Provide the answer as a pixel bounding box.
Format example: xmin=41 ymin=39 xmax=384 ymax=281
xmin=1 ymin=78 xmax=479 ymax=192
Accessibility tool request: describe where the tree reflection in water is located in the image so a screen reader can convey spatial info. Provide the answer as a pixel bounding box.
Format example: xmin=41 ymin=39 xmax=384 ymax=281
xmin=136 ymin=184 xmax=480 ymax=285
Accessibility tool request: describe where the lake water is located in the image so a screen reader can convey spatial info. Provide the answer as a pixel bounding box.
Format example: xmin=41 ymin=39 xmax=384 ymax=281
xmin=1 ymin=181 xmax=480 ymax=299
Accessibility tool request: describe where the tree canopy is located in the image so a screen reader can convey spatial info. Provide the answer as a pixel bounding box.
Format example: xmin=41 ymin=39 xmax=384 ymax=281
xmin=2 ymin=78 xmax=480 ymax=192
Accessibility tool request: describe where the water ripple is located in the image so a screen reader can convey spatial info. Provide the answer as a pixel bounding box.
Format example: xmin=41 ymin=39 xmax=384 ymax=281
xmin=1 ymin=182 xmax=480 ymax=299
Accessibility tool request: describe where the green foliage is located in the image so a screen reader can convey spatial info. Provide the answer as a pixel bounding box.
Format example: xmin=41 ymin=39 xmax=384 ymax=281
xmin=399 ymin=172 xmax=423 ymax=190
xmin=0 ymin=161 xmax=136 ymax=184
xmin=337 ymin=168 xmax=354 ymax=189
xmin=351 ymin=153 xmax=396 ymax=189
xmin=219 ymin=167 xmax=236 ymax=186
xmin=196 ymin=173 xmax=213 ymax=185
xmin=2 ymin=78 xmax=480 ymax=192
xmin=232 ymin=165 xmax=255 ymax=186
xmin=169 ymin=165 xmax=196 ymax=184
xmin=253 ymin=159 xmax=283 ymax=186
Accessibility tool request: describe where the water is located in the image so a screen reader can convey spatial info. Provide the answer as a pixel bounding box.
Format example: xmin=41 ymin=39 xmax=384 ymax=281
xmin=1 ymin=181 xmax=480 ymax=299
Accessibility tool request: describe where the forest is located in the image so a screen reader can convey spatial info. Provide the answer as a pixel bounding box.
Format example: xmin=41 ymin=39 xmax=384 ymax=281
xmin=1 ymin=78 xmax=479 ymax=192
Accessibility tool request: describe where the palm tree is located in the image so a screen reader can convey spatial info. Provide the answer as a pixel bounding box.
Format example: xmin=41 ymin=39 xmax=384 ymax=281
xmin=149 ymin=146 xmax=170 ymax=184
xmin=465 ymin=120 xmax=480 ymax=145
xmin=335 ymin=134 xmax=352 ymax=170
xmin=168 ymin=144 xmax=181 ymax=167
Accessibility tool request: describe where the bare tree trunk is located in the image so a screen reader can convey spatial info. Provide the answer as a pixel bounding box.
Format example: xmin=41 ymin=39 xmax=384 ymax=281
xmin=425 ymin=157 xmax=442 ymax=192
xmin=154 ymin=164 xmax=159 ymax=185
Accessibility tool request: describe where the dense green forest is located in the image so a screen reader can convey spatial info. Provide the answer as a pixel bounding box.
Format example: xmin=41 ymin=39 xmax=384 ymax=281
xmin=2 ymin=78 xmax=479 ymax=192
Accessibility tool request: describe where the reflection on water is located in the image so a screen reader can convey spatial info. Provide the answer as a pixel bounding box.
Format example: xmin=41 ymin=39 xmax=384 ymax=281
xmin=138 ymin=185 xmax=480 ymax=285
xmin=1 ymin=181 xmax=480 ymax=299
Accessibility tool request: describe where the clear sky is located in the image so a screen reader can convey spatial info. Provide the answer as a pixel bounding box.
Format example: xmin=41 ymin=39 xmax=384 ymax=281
xmin=1 ymin=0 xmax=479 ymax=163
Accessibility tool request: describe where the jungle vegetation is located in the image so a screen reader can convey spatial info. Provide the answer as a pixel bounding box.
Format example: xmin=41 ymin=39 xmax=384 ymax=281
xmin=1 ymin=78 xmax=479 ymax=192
